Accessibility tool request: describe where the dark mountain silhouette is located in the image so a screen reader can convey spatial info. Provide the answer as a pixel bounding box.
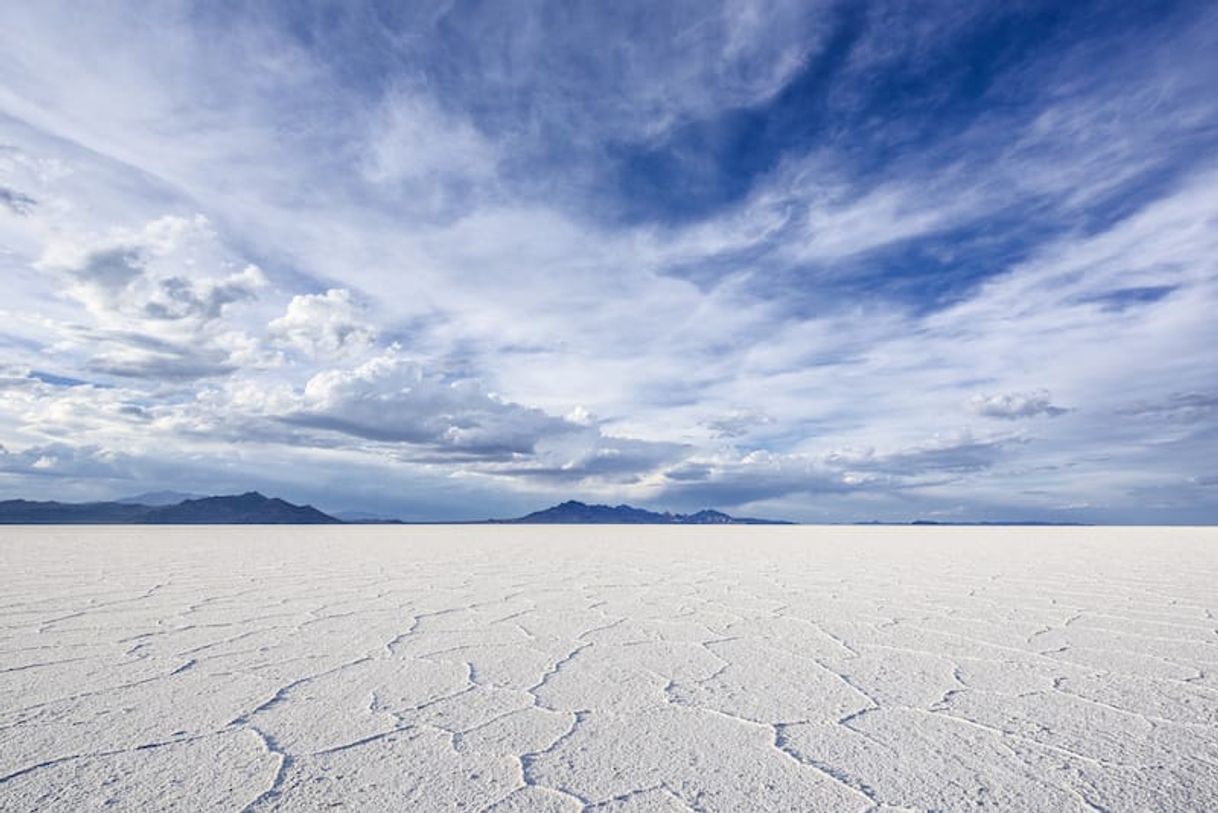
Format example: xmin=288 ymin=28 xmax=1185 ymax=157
xmin=0 ymin=492 xmax=340 ymax=524
xmin=0 ymin=499 xmax=151 ymax=524
xmin=499 ymin=500 xmax=791 ymax=524
xmin=141 ymin=492 xmax=340 ymax=524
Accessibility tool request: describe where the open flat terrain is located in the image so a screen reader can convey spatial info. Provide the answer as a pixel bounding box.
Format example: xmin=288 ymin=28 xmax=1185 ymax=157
xmin=1 ymin=526 xmax=1216 ymax=812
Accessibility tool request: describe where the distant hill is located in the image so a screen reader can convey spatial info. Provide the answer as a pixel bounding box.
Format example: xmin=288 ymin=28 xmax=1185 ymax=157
xmin=0 ymin=499 xmax=152 ymax=524
xmin=0 ymin=492 xmax=340 ymax=524
xmin=499 ymin=500 xmax=791 ymax=525
xmin=141 ymin=492 xmax=340 ymax=524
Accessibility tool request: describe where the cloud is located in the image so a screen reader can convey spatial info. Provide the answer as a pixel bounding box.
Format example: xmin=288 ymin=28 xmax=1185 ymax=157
xmin=38 ymin=215 xmax=265 ymax=322
xmin=263 ymin=348 xmax=687 ymax=484
xmin=283 ymin=349 xmax=560 ymax=453
xmin=1118 ymin=393 xmax=1218 ymax=423
xmin=969 ymin=390 xmax=1068 ymax=420
xmin=34 ymin=215 xmax=270 ymax=380
xmin=359 ymin=89 xmax=498 ymax=217
xmin=845 ymin=433 xmax=1016 ymax=476
xmin=653 ymin=431 xmax=1018 ymax=510
xmin=84 ymin=337 xmax=240 ymax=381
xmin=0 ymin=371 xmax=151 ymax=441
xmin=0 ymin=441 xmax=128 ymax=479
xmin=655 ymin=450 xmax=855 ymax=509
xmin=268 ymin=288 xmax=376 ymax=358
xmin=494 ymin=432 xmax=688 ymax=486
xmin=0 ymin=185 xmax=36 ymax=215
xmin=816 ymin=429 xmax=1022 ymax=485
xmin=141 ymin=265 xmax=264 ymax=322
xmin=702 ymin=409 xmax=774 ymax=439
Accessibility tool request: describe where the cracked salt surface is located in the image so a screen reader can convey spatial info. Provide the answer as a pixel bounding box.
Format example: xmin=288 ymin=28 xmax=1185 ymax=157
xmin=1 ymin=526 xmax=1216 ymax=812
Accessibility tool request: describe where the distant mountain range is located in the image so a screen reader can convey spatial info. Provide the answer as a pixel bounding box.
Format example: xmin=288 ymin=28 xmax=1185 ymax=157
xmin=0 ymin=494 xmax=790 ymax=525
xmin=0 ymin=492 xmax=340 ymax=524
xmin=0 ymin=493 xmax=1088 ymax=525
xmin=495 ymin=500 xmax=792 ymax=525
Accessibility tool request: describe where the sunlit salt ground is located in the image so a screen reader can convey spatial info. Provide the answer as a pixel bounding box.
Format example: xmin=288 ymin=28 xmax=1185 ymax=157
xmin=1 ymin=527 xmax=1216 ymax=812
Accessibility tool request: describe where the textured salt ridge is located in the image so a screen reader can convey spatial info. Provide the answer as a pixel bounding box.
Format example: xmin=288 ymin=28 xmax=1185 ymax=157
xmin=0 ymin=526 xmax=1215 ymax=811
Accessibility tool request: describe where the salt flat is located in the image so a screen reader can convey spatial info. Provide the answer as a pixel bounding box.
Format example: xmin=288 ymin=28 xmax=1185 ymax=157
xmin=1 ymin=527 xmax=1215 ymax=812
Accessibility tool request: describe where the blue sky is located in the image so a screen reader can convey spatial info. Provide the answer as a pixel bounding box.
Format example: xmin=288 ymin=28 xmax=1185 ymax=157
xmin=1 ymin=0 xmax=1216 ymax=522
